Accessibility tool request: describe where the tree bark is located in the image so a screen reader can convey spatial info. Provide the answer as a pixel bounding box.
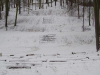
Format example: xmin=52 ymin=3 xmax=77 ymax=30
xmin=93 ymin=0 xmax=99 ymax=51
xmin=19 ymin=0 xmax=21 ymax=14
xmin=0 ymin=0 xmax=1 ymax=20
xmin=39 ymin=0 xmax=41 ymax=9
xmin=83 ymin=0 xmax=84 ymax=32
xmin=5 ymin=0 xmax=9 ymax=30
xmin=89 ymin=0 xmax=91 ymax=26
xmin=51 ymin=0 xmax=52 ymax=7
xmin=66 ymin=0 xmax=68 ymax=5
xmin=55 ymin=0 xmax=56 ymax=6
xmin=1 ymin=0 xmax=4 ymax=11
xmin=60 ymin=0 xmax=62 ymax=7
xmin=78 ymin=0 xmax=80 ymax=19
xmin=14 ymin=0 xmax=18 ymax=26
xmin=28 ymin=0 xmax=29 ymax=14
xmin=14 ymin=0 xmax=16 ymax=8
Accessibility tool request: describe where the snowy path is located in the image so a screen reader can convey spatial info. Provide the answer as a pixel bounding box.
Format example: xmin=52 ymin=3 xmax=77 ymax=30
xmin=0 ymin=31 xmax=98 ymax=75
xmin=0 ymin=30 xmax=98 ymax=75
xmin=0 ymin=52 xmax=100 ymax=75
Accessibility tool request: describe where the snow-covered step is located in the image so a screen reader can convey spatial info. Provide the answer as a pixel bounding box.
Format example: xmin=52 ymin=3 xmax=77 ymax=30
xmin=7 ymin=66 xmax=31 ymax=69
xmin=6 ymin=62 xmax=42 ymax=64
xmin=43 ymin=54 xmax=57 ymax=56
xmin=39 ymin=34 xmax=56 ymax=43
xmin=49 ymin=58 xmax=87 ymax=62
xmin=0 ymin=57 xmax=8 ymax=61
xmin=28 ymin=58 xmax=47 ymax=62
xmin=9 ymin=59 xmax=28 ymax=62
xmin=6 ymin=62 xmax=42 ymax=67
xmin=26 ymin=54 xmax=41 ymax=56
xmin=48 ymin=58 xmax=67 ymax=62
xmin=71 ymin=52 xmax=86 ymax=55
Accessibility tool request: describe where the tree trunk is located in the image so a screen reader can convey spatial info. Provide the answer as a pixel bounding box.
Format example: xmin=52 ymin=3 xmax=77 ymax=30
xmin=66 ymin=0 xmax=68 ymax=5
xmin=51 ymin=0 xmax=52 ymax=7
xmin=14 ymin=0 xmax=18 ymax=26
xmin=10 ymin=0 xmax=13 ymax=8
xmin=32 ymin=0 xmax=33 ymax=10
xmin=60 ymin=0 xmax=62 ymax=8
xmin=63 ymin=0 xmax=64 ymax=7
xmin=7 ymin=0 xmax=10 ymax=16
xmin=55 ymin=0 xmax=56 ymax=6
xmin=93 ymin=0 xmax=99 ymax=51
xmin=39 ymin=0 xmax=41 ymax=9
xmin=23 ymin=0 xmax=25 ymax=11
xmin=35 ymin=0 xmax=36 ymax=10
xmin=5 ymin=0 xmax=9 ymax=30
xmin=28 ymin=0 xmax=29 ymax=14
xmin=14 ymin=0 xmax=16 ymax=8
xmin=70 ymin=0 xmax=73 ymax=6
xmin=46 ymin=0 xmax=48 ymax=4
xmin=19 ymin=0 xmax=21 ymax=14
xmin=83 ymin=0 xmax=84 ymax=32
xmin=1 ymin=0 xmax=4 ymax=11
xmin=78 ymin=0 xmax=80 ymax=19
xmin=89 ymin=0 xmax=91 ymax=26
xmin=0 ymin=0 xmax=1 ymax=20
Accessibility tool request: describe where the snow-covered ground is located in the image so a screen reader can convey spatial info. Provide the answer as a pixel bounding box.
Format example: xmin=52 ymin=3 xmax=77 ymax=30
xmin=0 ymin=1 xmax=100 ymax=75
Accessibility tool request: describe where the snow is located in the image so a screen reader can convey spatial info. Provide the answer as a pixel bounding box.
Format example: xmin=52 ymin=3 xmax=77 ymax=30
xmin=0 ymin=1 xmax=100 ymax=75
